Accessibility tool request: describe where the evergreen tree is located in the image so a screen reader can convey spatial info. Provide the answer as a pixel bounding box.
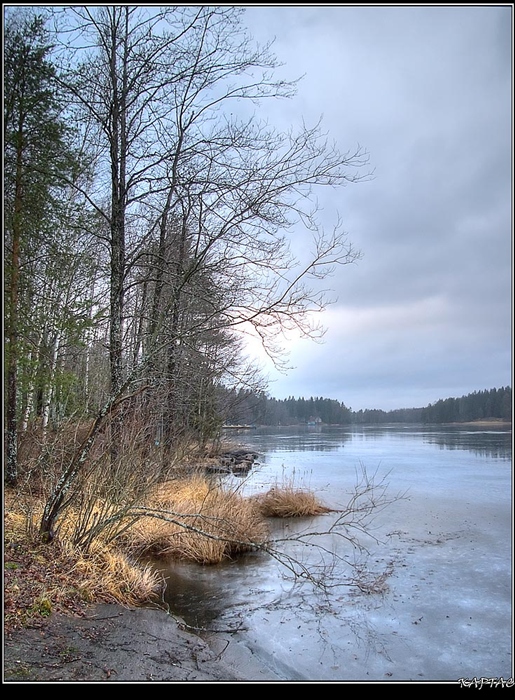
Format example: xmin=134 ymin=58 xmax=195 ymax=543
xmin=4 ymin=10 xmax=86 ymax=484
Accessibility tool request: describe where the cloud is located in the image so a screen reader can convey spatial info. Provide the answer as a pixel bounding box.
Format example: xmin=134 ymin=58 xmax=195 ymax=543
xmin=240 ymin=6 xmax=512 ymax=410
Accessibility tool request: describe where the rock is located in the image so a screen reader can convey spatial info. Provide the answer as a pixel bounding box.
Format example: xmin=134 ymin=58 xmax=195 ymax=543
xmin=231 ymin=461 xmax=253 ymax=475
xmin=205 ymin=465 xmax=231 ymax=475
xmin=208 ymin=448 xmax=260 ymax=476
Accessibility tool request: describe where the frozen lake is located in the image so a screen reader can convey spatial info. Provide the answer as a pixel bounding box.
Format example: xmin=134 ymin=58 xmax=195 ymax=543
xmin=157 ymin=425 xmax=513 ymax=682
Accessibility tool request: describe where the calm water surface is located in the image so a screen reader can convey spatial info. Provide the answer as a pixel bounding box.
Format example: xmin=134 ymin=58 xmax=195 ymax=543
xmin=156 ymin=425 xmax=512 ymax=681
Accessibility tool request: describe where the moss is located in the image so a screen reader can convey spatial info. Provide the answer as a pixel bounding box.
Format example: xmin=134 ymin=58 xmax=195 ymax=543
xmin=31 ymin=597 xmax=52 ymax=617
xmin=5 ymin=663 xmax=34 ymax=680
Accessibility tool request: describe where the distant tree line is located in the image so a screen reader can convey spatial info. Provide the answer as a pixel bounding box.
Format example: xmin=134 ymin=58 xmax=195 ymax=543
xmin=221 ymin=390 xmax=353 ymax=426
xmin=221 ymin=386 xmax=512 ymax=426
xmin=419 ymin=386 xmax=512 ymax=424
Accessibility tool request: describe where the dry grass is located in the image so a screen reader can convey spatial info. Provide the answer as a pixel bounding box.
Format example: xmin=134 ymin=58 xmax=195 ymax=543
xmin=125 ymin=475 xmax=270 ymax=564
xmin=252 ymin=486 xmax=332 ymax=518
xmin=68 ymin=540 xmax=162 ymax=606
xmin=4 ymin=461 xmax=331 ymax=635
xmin=4 ymin=487 xmax=163 ymax=634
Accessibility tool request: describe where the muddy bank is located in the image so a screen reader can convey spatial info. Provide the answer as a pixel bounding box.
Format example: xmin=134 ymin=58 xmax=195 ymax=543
xmin=3 ymin=603 xmax=282 ymax=683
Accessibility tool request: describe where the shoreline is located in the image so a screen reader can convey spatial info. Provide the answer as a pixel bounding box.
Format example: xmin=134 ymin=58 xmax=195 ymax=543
xmin=240 ymin=420 xmax=512 ymax=429
xmin=3 ymin=602 xmax=281 ymax=683
xmin=442 ymin=419 xmax=511 ymax=427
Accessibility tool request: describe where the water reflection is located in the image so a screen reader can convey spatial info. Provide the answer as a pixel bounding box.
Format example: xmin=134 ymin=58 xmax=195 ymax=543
xmin=241 ymin=425 xmax=512 ymax=460
xmin=152 ymin=424 xmax=511 ymax=679
xmin=421 ymin=429 xmax=512 ymax=459
xmin=248 ymin=429 xmax=347 ymax=452
xmin=157 ymin=561 xmax=226 ymax=627
xmin=155 ymin=554 xmax=274 ymax=629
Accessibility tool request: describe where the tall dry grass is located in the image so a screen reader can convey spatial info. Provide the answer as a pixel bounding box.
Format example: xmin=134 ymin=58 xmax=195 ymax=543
xmin=6 ymin=421 xmax=337 ymax=624
xmin=67 ymin=539 xmax=163 ymax=605
xmin=4 ymin=486 xmax=163 ymax=630
xmin=125 ymin=475 xmax=270 ymax=564
xmin=252 ymin=486 xmax=332 ymax=518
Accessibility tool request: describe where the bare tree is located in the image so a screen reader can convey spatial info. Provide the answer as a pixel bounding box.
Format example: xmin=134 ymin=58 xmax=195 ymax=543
xmin=37 ymin=5 xmax=370 ymax=540
xmin=53 ymin=4 xmax=368 ymax=383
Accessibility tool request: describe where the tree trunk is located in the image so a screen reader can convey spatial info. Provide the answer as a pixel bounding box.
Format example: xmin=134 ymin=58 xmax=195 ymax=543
xmin=5 ymin=109 xmax=24 ymax=486
xmin=39 ymin=372 xmax=148 ymax=541
xmin=41 ymin=331 xmax=61 ymax=435
xmin=108 ymin=7 xmax=129 ymax=462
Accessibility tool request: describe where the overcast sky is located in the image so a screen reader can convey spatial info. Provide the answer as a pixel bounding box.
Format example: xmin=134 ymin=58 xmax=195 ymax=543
xmin=238 ymin=4 xmax=512 ymax=412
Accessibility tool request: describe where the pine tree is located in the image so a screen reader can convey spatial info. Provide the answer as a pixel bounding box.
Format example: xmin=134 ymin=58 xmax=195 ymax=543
xmin=4 ymin=10 xmax=88 ymax=484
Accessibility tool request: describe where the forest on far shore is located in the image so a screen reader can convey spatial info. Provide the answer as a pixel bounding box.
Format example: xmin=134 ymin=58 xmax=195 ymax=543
xmin=221 ymin=386 xmax=512 ymax=427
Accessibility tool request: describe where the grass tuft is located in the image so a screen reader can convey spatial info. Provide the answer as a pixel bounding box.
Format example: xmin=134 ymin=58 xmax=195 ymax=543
xmin=252 ymin=486 xmax=332 ymax=518
xmin=69 ymin=541 xmax=162 ymax=605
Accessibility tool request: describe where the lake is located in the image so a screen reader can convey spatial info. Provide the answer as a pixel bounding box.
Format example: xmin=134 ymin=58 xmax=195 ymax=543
xmin=156 ymin=424 xmax=512 ymax=682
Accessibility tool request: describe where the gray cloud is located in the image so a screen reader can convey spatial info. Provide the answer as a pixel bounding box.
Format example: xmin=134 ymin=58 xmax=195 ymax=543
xmin=241 ymin=5 xmax=512 ymax=410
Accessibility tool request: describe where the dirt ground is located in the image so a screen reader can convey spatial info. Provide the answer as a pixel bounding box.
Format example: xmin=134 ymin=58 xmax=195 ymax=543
xmin=3 ymin=603 xmax=261 ymax=683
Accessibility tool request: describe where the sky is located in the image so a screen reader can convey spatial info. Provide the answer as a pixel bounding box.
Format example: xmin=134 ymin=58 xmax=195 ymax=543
xmin=237 ymin=4 xmax=513 ymax=412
